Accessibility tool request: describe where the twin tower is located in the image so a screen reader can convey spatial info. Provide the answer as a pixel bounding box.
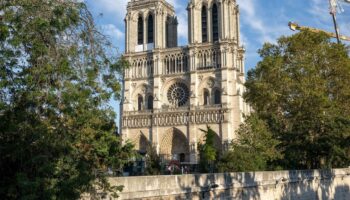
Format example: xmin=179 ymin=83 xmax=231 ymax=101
xmin=121 ymin=0 xmax=250 ymax=164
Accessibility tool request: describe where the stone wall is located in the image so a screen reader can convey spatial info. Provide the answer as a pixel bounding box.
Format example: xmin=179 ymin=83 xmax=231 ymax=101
xmin=105 ymin=168 xmax=350 ymax=200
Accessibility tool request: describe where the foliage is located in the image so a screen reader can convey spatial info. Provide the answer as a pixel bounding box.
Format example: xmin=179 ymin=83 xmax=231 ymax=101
xmin=145 ymin=144 xmax=161 ymax=175
xmin=218 ymin=114 xmax=282 ymax=172
xmin=0 ymin=0 xmax=133 ymax=199
xmin=198 ymin=126 xmax=220 ymax=173
xmin=244 ymin=31 xmax=350 ymax=170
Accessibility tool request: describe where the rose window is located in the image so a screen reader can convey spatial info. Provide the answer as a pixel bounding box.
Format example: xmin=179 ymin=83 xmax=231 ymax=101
xmin=167 ymin=82 xmax=189 ymax=107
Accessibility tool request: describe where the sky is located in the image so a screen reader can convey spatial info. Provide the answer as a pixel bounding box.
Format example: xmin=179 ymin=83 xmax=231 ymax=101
xmin=84 ymin=0 xmax=350 ymax=123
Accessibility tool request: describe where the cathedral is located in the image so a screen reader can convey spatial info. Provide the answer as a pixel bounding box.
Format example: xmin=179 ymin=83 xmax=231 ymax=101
xmin=120 ymin=0 xmax=250 ymax=165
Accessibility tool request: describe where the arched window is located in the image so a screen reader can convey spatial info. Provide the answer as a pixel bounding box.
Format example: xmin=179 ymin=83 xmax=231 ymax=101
xmin=137 ymin=16 xmax=144 ymax=45
xmin=147 ymin=14 xmax=154 ymax=43
xmin=147 ymin=95 xmax=153 ymax=110
xmin=201 ymin=6 xmax=208 ymax=43
xmin=138 ymin=95 xmax=143 ymax=111
xmin=214 ymin=89 xmax=221 ymax=104
xmin=212 ymin=3 xmax=219 ymax=42
xmin=203 ymin=89 xmax=209 ymax=105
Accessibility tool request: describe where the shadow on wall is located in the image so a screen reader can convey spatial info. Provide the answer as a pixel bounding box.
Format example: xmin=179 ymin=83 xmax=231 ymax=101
xmin=176 ymin=169 xmax=350 ymax=200
xmin=107 ymin=169 xmax=350 ymax=200
xmin=178 ymin=172 xmax=261 ymax=200
xmin=280 ymin=169 xmax=350 ymax=200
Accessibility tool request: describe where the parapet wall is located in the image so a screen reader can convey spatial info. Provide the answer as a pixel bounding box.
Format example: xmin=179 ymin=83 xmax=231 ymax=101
xmin=107 ymin=168 xmax=350 ymax=200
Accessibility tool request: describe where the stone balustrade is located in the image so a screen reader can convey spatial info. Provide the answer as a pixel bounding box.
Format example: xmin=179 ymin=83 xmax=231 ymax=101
xmin=122 ymin=107 xmax=228 ymax=128
xmin=83 ymin=168 xmax=350 ymax=200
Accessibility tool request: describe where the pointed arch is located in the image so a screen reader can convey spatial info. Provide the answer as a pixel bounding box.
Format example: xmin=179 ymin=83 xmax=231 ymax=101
xmin=147 ymin=95 xmax=153 ymax=110
xmin=212 ymin=3 xmax=219 ymax=42
xmin=203 ymin=88 xmax=210 ymax=105
xmin=214 ymin=89 xmax=221 ymax=104
xmin=201 ymin=5 xmax=208 ymax=43
xmin=199 ymin=129 xmax=222 ymax=151
xmin=131 ymin=132 xmax=149 ymax=153
xmin=138 ymin=94 xmax=143 ymax=111
xmin=137 ymin=15 xmax=144 ymax=45
xmin=159 ymin=128 xmax=189 ymax=162
xmin=147 ymin=13 xmax=154 ymax=43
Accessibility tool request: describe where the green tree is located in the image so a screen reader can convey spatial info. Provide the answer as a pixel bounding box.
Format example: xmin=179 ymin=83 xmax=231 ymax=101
xmin=244 ymin=31 xmax=350 ymax=170
xmin=0 ymin=0 xmax=133 ymax=199
xmin=217 ymin=114 xmax=281 ymax=172
xmin=198 ymin=126 xmax=220 ymax=173
xmin=144 ymin=144 xmax=161 ymax=175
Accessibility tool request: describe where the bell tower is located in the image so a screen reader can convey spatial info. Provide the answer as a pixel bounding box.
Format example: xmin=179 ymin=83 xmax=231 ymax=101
xmin=125 ymin=0 xmax=178 ymax=53
xmin=121 ymin=0 xmax=250 ymax=166
xmin=187 ymin=0 xmax=240 ymax=44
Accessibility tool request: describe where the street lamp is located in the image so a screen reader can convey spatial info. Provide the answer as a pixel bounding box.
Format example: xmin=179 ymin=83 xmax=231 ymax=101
xmin=329 ymin=0 xmax=350 ymax=43
xmin=329 ymin=0 xmax=341 ymax=43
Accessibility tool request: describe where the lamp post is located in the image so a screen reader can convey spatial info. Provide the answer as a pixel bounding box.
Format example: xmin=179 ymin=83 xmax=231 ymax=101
xmin=329 ymin=0 xmax=341 ymax=43
xmin=329 ymin=0 xmax=350 ymax=43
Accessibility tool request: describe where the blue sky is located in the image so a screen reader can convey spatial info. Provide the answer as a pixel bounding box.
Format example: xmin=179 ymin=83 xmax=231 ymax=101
xmin=85 ymin=0 xmax=350 ymax=122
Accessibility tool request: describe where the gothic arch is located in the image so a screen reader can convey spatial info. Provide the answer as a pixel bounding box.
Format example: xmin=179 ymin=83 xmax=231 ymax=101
xmin=137 ymin=94 xmax=143 ymax=111
xmin=163 ymin=52 xmax=188 ymax=74
xmin=201 ymin=5 xmax=208 ymax=43
xmin=131 ymin=83 xmax=150 ymax=110
xmin=213 ymin=88 xmax=221 ymax=104
xmin=129 ymin=56 xmax=154 ymax=78
xmin=131 ymin=83 xmax=149 ymax=98
xmin=198 ymin=76 xmax=216 ymax=105
xmin=199 ymin=76 xmax=216 ymax=89
xmin=203 ymin=88 xmax=210 ymax=105
xmin=146 ymin=12 xmax=154 ymax=43
xmin=161 ymin=78 xmax=188 ymax=96
xmin=159 ymin=128 xmax=189 ymax=161
xmin=197 ymin=48 xmax=221 ymax=69
xmin=211 ymin=2 xmax=219 ymax=42
xmin=146 ymin=94 xmax=153 ymax=110
xmin=199 ymin=129 xmax=222 ymax=151
xmin=137 ymin=14 xmax=144 ymax=45
xmin=130 ymin=132 xmax=149 ymax=153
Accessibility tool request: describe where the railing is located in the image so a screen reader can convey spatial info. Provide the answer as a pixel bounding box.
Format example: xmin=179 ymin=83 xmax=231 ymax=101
xmin=122 ymin=107 xmax=227 ymax=128
xmin=124 ymin=45 xmax=224 ymax=79
xmin=123 ymin=109 xmax=153 ymax=116
xmin=197 ymin=47 xmax=222 ymax=70
xmin=162 ymin=48 xmax=189 ymax=75
xmin=126 ymin=56 xmax=154 ymax=79
xmin=194 ymin=104 xmax=224 ymax=110
xmin=123 ymin=104 xmax=226 ymax=116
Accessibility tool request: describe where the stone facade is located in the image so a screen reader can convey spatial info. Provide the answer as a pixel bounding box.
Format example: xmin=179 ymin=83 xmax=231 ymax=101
xmin=121 ymin=0 xmax=250 ymax=164
xmin=97 ymin=168 xmax=350 ymax=200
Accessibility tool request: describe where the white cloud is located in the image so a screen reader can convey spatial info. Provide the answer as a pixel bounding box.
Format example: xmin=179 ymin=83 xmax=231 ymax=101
xmin=238 ymin=0 xmax=276 ymax=43
xmin=240 ymin=32 xmax=249 ymax=47
xmin=101 ymin=24 xmax=124 ymax=45
xmin=89 ymin=0 xmax=128 ymax=19
xmin=309 ymin=0 xmax=331 ymax=22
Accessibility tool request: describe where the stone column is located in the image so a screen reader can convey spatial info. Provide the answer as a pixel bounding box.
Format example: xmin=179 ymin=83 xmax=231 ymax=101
xmin=207 ymin=7 xmax=212 ymax=43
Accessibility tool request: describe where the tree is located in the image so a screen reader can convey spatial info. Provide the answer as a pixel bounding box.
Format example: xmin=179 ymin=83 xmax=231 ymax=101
xmin=0 ymin=0 xmax=133 ymax=199
xmin=145 ymin=144 xmax=161 ymax=175
xmin=244 ymin=31 xmax=350 ymax=170
xmin=198 ymin=126 xmax=220 ymax=173
xmin=217 ymin=114 xmax=281 ymax=172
